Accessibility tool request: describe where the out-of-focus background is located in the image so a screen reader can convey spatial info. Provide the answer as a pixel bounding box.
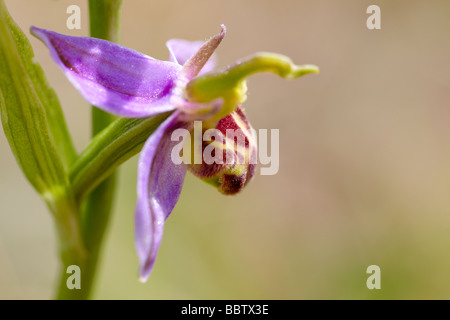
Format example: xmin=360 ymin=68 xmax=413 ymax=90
xmin=1 ymin=0 xmax=450 ymax=299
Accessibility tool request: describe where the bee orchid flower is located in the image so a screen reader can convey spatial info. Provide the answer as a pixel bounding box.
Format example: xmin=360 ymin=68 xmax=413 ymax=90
xmin=31 ymin=25 xmax=318 ymax=281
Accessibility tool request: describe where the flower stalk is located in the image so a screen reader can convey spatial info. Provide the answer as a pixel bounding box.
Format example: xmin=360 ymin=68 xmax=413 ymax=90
xmin=55 ymin=0 xmax=124 ymax=300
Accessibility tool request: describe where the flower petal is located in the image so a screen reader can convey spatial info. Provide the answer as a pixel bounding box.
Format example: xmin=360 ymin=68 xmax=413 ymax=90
xmin=31 ymin=27 xmax=182 ymax=118
xmin=178 ymin=25 xmax=226 ymax=81
xmin=166 ymin=39 xmax=217 ymax=75
xmin=135 ymin=112 xmax=188 ymax=281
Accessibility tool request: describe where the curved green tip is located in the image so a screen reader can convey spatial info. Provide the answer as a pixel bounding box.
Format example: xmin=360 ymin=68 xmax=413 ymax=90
xmin=186 ymin=52 xmax=319 ymax=102
xmin=289 ymin=63 xmax=320 ymax=79
xmin=184 ymin=52 xmax=319 ymax=119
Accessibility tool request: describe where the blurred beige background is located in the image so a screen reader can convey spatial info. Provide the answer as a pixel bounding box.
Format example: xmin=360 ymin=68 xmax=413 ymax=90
xmin=1 ymin=0 xmax=450 ymax=299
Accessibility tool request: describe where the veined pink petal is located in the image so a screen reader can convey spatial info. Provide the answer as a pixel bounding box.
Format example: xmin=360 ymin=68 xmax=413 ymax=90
xmin=135 ymin=112 xmax=188 ymax=281
xmin=31 ymin=27 xmax=181 ymax=118
xmin=166 ymin=39 xmax=217 ymax=75
xmin=168 ymin=25 xmax=226 ymax=80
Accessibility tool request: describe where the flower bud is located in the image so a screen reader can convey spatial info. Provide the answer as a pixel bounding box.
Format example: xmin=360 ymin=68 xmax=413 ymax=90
xmin=186 ymin=107 xmax=257 ymax=195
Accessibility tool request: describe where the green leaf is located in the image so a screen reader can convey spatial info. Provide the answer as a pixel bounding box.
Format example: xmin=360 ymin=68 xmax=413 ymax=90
xmin=70 ymin=112 xmax=170 ymax=202
xmin=0 ymin=1 xmax=75 ymax=196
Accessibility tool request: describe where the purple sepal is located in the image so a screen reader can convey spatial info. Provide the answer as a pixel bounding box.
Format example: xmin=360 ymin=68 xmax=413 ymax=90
xmin=134 ymin=112 xmax=187 ymax=281
xmin=31 ymin=27 xmax=181 ymax=118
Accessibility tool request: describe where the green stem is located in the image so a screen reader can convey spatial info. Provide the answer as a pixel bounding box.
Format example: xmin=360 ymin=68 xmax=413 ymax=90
xmin=89 ymin=0 xmax=122 ymax=43
xmin=55 ymin=0 xmax=123 ymax=300
xmin=81 ymin=0 xmax=123 ymax=299
xmin=83 ymin=0 xmax=123 ymax=298
xmin=53 ymin=192 xmax=88 ymax=300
